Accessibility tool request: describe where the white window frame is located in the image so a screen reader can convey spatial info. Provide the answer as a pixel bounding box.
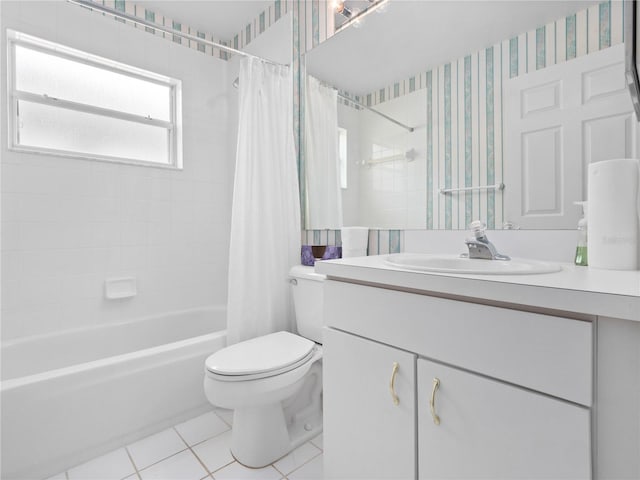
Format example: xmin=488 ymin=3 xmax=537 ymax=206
xmin=6 ymin=30 xmax=183 ymax=169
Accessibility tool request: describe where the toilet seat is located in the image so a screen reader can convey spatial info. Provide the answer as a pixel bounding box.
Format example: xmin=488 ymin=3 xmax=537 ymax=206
xmin=205 ymin=331 xmax=316 ymax=382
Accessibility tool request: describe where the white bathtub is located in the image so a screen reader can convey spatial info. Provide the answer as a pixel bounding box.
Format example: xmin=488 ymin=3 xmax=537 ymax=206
xmin=1 ymin=307 xmax=226 ymax=480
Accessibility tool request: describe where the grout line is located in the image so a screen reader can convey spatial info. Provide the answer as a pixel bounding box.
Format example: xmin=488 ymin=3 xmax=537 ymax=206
xmin=309 ymin=436 xmax=323 ymax=451
xmin=172 ymin=426 xmax=192 ymax=448
xmin=134 ymin=446 xmax=190 ymax=475
xmin=210 ymin=460 xmax=236 ymax=475
xmin=172 ymin=425 xmax=218 ymax=477
xmin=124 ymin=446 xmax=142 ymax=478
xmin=280 ymin=448 xmax=323 ymax=479
xmin=272 ymin=463 xmax=288 ymax=477
xmin=180 ymin=424 xmax=231 ymax=449
xmin=270 ymin=465 xmax=286 ymax=479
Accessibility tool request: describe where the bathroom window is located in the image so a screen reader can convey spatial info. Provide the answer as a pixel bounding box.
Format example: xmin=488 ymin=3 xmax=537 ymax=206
xmin=7 ymin=30 xmax=182 ymax=168
xmin=338 ymin=127 xmax=348 ymax=189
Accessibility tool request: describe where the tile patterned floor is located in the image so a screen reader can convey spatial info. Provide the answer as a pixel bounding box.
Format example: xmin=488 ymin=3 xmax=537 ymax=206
xmin=46 ymin=408 xmax=324 ymax=480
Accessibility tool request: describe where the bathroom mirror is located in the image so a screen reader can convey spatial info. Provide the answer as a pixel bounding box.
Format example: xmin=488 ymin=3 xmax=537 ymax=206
xmin=302 ymin=0 xmax=634 ymax=230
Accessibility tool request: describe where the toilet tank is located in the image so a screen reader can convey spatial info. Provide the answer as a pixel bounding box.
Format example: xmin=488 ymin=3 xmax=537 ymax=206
xmin=289 ymin=265 xmax=325 ymax=344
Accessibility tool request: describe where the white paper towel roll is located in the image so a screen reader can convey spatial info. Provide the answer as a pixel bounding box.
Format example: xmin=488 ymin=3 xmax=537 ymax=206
xmin=341 ymin=227 xmax=369 ymax=258
xmin=588 ymin=158 xmax=640 ymax=270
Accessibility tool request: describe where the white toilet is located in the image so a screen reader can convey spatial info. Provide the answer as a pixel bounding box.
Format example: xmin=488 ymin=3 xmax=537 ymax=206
xmin=203 ymin=265 xmax=325 ymax=468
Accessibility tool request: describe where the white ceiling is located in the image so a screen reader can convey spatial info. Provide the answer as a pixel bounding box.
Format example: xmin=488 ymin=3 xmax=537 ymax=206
xmin=305 ymin=0 xmax=601 ymax=95
xmin=131 ymin=0 xmax=603 ymax=93
xmin=134 ymin=1 xmax=273 ymax=40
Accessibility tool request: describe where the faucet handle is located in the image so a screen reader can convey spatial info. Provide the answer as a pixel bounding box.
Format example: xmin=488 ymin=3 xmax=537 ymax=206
xmin=469 ymin=220 xmax=487 ymax=239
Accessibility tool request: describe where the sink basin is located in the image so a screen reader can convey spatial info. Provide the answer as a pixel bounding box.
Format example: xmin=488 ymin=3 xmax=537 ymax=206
xmin=385 ymin=253 xmax=562 ymax=275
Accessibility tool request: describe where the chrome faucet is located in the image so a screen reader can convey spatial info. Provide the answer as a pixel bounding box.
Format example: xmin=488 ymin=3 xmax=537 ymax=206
xmin=462 ymin=221 xmax=510 ymax=260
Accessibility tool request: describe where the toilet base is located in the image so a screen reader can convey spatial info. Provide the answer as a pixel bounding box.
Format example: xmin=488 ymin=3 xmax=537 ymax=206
xmin=231 ymin=407 xmax=323 ymax=469
xmin=230 ymin=361 xmax=323 ymax=468
xmin=231 ymin=403 xmax=290 ymax=468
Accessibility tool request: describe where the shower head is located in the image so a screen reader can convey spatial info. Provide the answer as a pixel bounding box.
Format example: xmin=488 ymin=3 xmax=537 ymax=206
xmin=232 ymin=77 xmax=239 ymax=89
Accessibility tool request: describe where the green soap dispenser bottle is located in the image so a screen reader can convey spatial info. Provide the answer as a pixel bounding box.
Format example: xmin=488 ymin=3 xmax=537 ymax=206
xmin=574 ymin=201 xmax=588 ymax=266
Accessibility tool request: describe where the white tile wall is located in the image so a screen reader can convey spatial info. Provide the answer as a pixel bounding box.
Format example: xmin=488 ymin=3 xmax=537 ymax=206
xmin=1 ymin=1 xmax=234 ymax=341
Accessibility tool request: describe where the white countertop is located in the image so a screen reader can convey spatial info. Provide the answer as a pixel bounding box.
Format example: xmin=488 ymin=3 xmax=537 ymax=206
xmin=314 ymin=255 xmax=640 ymax=322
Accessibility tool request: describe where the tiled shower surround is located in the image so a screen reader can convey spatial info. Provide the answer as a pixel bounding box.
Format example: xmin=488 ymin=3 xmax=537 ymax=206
xmin=0 ymin=1 xmax=233 ymax=340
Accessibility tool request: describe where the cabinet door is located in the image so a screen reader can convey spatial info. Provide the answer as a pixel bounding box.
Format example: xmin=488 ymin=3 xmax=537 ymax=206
xmin=323 ymin=328 xmax=416 ymax=480
xmin=418 ymin=358 xmax=591 ymax=479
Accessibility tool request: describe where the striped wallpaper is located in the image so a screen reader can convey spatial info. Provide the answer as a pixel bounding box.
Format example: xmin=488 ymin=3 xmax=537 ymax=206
xmin=301 ymin=229 xmax=403 ymax=255
xmin=362 ymin=1 xmax=623 ymax=107
xmin=413 ymin=42 xmax=505 ymax=230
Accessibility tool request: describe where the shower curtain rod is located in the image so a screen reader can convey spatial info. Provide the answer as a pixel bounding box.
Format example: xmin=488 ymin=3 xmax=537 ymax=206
xmin=66 ymin=0 xmax=285 ymax=67
xmin=337 ymin=92 xmax=415 ymax=132
xmin=68 ymin=0 xmax=414 ymax=133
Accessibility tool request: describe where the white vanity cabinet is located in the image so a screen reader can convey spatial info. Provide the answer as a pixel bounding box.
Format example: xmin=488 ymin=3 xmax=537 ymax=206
xmin=323 ymin=328 xmax=416 ymax=480
xmin=323 ymin=279 xmax=594 ymax=479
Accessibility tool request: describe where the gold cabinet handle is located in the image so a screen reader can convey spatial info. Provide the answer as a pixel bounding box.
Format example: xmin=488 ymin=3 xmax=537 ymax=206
xmin=389 ymin=362 xmax=400 ymax=405
xmin=429 ymin=377 xmax=441 ymax=425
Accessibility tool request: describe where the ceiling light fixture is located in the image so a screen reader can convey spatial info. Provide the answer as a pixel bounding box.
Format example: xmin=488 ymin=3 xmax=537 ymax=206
xmin=334 ymin=0 xmax=353 ymax=19
xmin=335 ymin=0 xmax=390 ymax=33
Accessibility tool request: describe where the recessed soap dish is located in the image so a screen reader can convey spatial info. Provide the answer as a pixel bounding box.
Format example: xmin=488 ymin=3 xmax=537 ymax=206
xmin=104 ymin=277 xmax=137 ymax=299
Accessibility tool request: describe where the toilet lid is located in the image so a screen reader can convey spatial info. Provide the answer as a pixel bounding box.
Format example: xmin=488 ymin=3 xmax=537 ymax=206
xmin=205 ymin=331 xmax=315 ymax=378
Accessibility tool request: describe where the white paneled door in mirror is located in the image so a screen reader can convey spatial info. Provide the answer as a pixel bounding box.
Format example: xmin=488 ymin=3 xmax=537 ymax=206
xmin=504 ymin=43 xmax=637 ymax=229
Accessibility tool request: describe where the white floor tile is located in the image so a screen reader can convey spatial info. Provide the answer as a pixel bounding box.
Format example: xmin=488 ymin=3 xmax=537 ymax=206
xmin=139 ymin=450 xmax=208 ymax=480
xmin=287 ymin=454 xmax=324 ymax=480
xmin=191 ymin=430 xmax=234 ymax=473
xmin=43 ymin=473 xmax=67 ymax=480
xmin=127 ymin=428 xmax=188 ymax=470
xmin=273 ymin=443 xmax=322 ymax=477
xmin=214 ymin=408 xmax=234 ymax=426
xmin=175 ymin=411 xmax=230 ymax=446
xmin=67 ymin=447 xmax=135 ymax=480
xmin=310 ymin=434 xmax=323 ymax=450
xmin=213 ymin=461 xmax=282 ymax=480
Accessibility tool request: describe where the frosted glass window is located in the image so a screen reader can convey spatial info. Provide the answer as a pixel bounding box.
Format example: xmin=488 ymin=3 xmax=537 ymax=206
xmin=18 ymin=101 xmax=169 ymax=164
xmin=8 ymin=30 xmax=181 ymax=168
xmin=15 ymin=46 xmax=171 ymax=121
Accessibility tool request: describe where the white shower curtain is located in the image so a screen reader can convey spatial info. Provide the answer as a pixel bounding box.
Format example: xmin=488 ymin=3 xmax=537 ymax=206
xmin=226 ymin=57 xmax=301 ymax=345
xmin=305 ymin=75 xmax=343 ymax=229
